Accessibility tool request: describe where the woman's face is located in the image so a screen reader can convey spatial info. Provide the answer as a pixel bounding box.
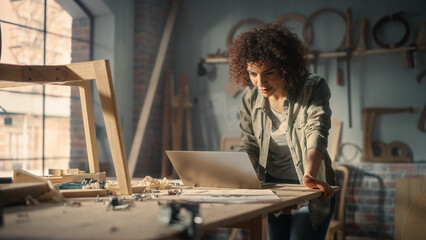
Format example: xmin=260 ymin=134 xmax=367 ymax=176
xmin=247 ymin=61 xmax=286 ymax=99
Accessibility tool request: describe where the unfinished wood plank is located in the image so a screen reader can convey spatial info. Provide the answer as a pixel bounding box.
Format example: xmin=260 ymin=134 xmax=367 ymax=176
xmin=60 ymin=189 xmax=107 ymax=198
xmin=43 ymin=176 xmax=63 ymax=184
xmin=13 ymin=169 xmax=47 ymax=183
xmin=173 ymin=73 xmax=187 ymax=152
xmin=78 ymin=80 xmax=100 ymax=173
xmin=48 ymin=169 xmax=64 ymax=176
xmin=345 ymin=8 xmax=354 ymax=50
xmin=402 ymin=192 xmax=426 ymax=240
xmin=185 ymin=107 xmax=193 ymax=151
xmin=106 ymin=186 xmax=147 ymax=195
xmin=329 ymin=117 xmax=342 ymax=164
xmin=64 ymin=169 xmax=83 ymax=175
xmin=48 ymin=169 xmax=85 ymax=177
xmin=356 ymin=18 xmax=367 ymax=52
xmin=92 ymin=60 xmax=132 ymax=195
xmin=395 ymin=178 xmax=426 ymax=240
xmin=128 ymin=0 xmax=180 ymax=177
xmin=0 ymin=182 xmax=50 ymax=206
xmin=161 ymin=75 xmax=173 ymax=178
xmin=61 ymin=172 xmax=107 ymax=183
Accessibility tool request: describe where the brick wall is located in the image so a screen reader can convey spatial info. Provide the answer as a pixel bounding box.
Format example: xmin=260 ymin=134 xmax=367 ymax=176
xmin=340 ymin=162 xmax=426 ymax=240
xmin=69 ymin=18 xmax=90 ymax=170
xmin=69 ymin=2 xmax=174 ymax=176
xmin=133 ymin=0 xmax=174 ymax=177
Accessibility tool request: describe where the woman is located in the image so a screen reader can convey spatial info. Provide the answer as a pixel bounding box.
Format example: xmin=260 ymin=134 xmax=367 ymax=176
xmin=227 ymin=24 xmax=335 ymax=240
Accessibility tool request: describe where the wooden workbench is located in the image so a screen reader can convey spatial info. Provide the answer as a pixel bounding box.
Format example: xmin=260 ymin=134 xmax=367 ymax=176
xmin=0 ymin=184 xmax=337 ymax=239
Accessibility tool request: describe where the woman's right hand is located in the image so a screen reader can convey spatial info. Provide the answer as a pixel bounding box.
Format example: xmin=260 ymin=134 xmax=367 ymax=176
xmin=302 ymin=175 xmax=334 ymax=202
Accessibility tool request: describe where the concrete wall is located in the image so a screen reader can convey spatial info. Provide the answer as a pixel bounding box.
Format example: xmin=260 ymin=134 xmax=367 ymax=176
xmin=173 ymin=0 xmax=426 ymax=163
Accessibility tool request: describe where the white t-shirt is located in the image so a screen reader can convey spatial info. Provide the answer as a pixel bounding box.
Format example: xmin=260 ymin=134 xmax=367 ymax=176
xmin=266 ymin=106 xmax=298 ymax=181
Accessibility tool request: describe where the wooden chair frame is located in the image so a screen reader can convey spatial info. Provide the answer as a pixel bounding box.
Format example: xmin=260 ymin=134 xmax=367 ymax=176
xmin=0 ymin=60 xmax=132 ymax=194
xmin=326 ymin=165 xmax=349 ymax=240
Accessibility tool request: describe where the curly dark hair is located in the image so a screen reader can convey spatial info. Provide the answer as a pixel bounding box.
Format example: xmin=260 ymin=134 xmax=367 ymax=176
xmin=227 ymin=24 xmax=309 ymax=88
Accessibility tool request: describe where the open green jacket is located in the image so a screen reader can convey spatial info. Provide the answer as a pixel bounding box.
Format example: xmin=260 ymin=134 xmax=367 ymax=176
xmin=239 ymin=73 xmax=335 ymax=229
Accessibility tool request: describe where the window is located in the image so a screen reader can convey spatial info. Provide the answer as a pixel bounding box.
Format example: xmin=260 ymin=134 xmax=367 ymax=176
xmin=0 ymin=0 xmax=90 ymax=176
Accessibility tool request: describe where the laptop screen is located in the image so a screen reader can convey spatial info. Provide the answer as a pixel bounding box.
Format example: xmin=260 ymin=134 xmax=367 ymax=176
xmin=166 ymin=151 xmax=262 ymax=189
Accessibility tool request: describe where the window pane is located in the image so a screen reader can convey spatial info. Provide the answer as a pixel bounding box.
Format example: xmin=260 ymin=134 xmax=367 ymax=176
xmin=46 ymin=0 xmax=72 ymax=37
xmin=0 ymin=0 xmax=45 ymax=31
xmin=43 ymin=97 xmax=71 ymax=174
xmin=0 ymin=23 xmax=44 ymax=96
xmin=45 ymin=32 xmax=71 ymax=97
xmin=0 ymin=91 xmax=43 ymax=177
xmin=45 ymin=32 xmax=71 ymax=65
xmin=0 ymin=23 xmax=44 ymax=65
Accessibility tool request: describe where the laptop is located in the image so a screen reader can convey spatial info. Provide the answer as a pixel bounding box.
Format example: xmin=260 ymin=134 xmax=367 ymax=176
xmin=166 ymin=151 xmax=272 ymax=189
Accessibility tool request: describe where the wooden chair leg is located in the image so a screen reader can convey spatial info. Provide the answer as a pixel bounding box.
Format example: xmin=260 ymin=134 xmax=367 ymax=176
xmin=78 ymin=80 xmax=100 ymax=173
xmin=325 ymin=231 xmax=332 ymax=240
xmin=92 ymin=60 xmax=132 ymax=195
xmin=337 ymin=230 xmax=344 ymax=240
xmin=228 ymin=228 xmax=239 ymax=240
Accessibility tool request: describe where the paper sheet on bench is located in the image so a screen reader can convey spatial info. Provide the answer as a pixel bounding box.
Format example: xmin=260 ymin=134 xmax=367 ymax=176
xmin=178 ymin=189 xmax=280 ymax=203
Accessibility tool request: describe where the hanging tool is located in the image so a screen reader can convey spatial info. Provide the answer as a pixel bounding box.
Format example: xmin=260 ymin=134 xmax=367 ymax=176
xmin=373 ymin=12 xmax=410 ymax=49
xmin=418 ymin=70 xmax=426 ymax=83
xmin=362 ymin=107 xmax=413 ymax=162
xmin=419 ymin=105 xmax=426 ymax=132
xmin=356 ymin=18 xmax=367 ymax=52
xmin=310 ymin=51 xmax=319 ymax=73
xmin=345 ymin=8 xmax=354 ymax=128
xmin=346 ymin=50 xmax=352 ymax=128
xmin=336 ymin=57 xmax=344 ymax=86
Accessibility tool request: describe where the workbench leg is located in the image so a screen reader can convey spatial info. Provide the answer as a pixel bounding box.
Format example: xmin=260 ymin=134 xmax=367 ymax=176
xmin=249 ymin=214 xmax=267 ymax=240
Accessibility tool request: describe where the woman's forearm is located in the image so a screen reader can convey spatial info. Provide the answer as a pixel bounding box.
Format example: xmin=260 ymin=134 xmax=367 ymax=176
xmin=304 ymin=148 xmax=322 ymax=178
xmin=303 ymin=148 xmax=323 ymax=188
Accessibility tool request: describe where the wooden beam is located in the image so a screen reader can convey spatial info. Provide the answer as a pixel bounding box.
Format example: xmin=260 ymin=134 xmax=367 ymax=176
xmin=60 ymin=189 xmax=107 ymax=198
xmin=0 ymin=182 xmax=51 ymax=206
xmin=161 ymin=75 xmax=173 ymax=178
xmin=128 ymin=0 xmax=180 ymax=176
xmin=13 ymin=169 xmax=47 ymax=183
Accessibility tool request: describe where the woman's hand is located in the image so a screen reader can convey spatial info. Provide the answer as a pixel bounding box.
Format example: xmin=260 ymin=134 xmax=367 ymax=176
xmin=303 ymin=174 xmax=334 ymax=202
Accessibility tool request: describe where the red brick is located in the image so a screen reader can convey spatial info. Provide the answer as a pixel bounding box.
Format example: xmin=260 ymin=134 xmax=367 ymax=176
xmin=388 ymin=164 xmax=415 ymax=171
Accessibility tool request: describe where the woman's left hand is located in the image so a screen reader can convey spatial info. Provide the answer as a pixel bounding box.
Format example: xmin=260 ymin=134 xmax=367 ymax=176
xmin=302 ymin=175 xmax=334 ymax=202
